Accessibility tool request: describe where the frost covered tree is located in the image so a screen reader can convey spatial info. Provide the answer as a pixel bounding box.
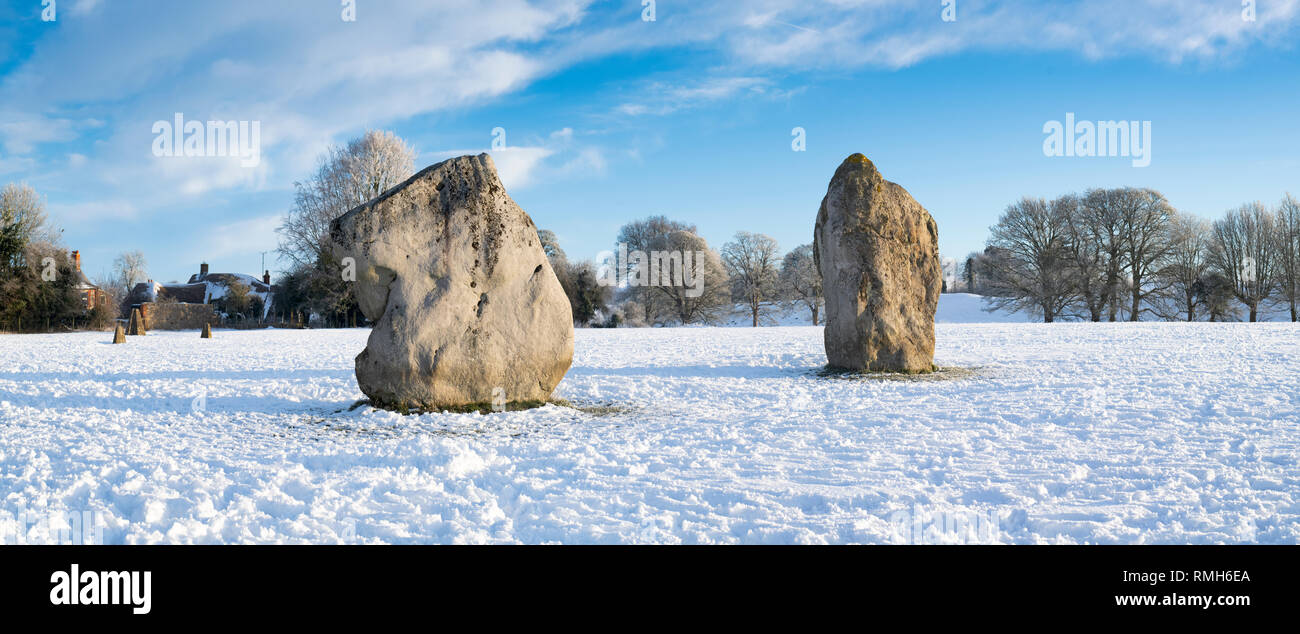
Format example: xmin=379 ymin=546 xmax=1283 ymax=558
xmin=615 ymin=216 xmax=729 ymax=325
xmin=275 ymin=130 xmax=416 ymax=325
xmin=721 ymin=231 xmax=780 ymax=327
xmin=1275 ymin=193 xmax=1300 ymax=322
xmin=1117 ymin=188 xmax=1175 ymax=321
xmin=1060 ymin=193 xmax=1110 ymax=321
xmin=1157 ymin=214 xmax=1212 ymax=321
xmin=1077 ymin=188 xmax=1130 ymax=321
xmin=780 ymin=244 xmax=822 ymax=325
xmin=537 ymin=229 xmax=567 ymax=261
xmin=1210 ymin=202 xmax=1278 ymax=322
xmin=278 ymin=130 xmax=417 ymax=271
xmin=981 ymin=196 xmax=1075 ymax=322
xmin=112 ymin=250 xmax=149 ymax=293
xmin=1 ymin=182 xmax=57 ymax=272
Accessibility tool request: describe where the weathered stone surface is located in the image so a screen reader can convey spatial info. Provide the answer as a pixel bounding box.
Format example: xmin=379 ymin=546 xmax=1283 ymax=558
xmin=127 ymin=308 xmax=146 ymax=336
xmin=813 ymin=154 xmax=941 ymax=372
xmin=330 ymin=153 xmax=574 ymax=411
xmin=201 ymin=323 xmax=212 ymax=339
xmin=112 ymin=323 xmax=126 ymax=344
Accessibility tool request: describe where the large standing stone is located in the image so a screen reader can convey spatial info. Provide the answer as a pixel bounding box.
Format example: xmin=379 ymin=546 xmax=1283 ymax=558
xmin=813 ymin=154 xmax=941 ymax=372
xmin=330 ymin=153 xmax=574 ymax=411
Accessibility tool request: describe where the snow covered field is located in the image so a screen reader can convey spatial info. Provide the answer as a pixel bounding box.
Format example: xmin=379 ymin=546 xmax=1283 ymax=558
xmin=1 ymin=300 xmax=1297 ymax=544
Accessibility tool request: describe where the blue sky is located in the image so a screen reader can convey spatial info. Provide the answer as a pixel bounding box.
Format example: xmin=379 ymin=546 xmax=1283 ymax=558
xmin=2 ymin=0 xmax=1299 ymax=283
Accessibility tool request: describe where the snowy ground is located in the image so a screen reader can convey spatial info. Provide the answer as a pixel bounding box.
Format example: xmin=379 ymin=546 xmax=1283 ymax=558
xmin=1 ymin=300 xmax=1296 ymax=543
xmin=720 ymin=293 xmax=1035 ymax=327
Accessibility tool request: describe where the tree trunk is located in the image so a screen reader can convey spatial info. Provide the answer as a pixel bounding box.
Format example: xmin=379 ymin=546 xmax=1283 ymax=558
xmin=1249 ymin=302 xmax=1258 ymax=323
xmin=811 ymin=305 xmax=819 ymax=326
xmin=1291 ymin=300 xmax=1297 ymax=322
xmin=1186 ymin=295 xmax=1195 ymax=322
xmin=751 ymin=304 xmax=758 ymax=327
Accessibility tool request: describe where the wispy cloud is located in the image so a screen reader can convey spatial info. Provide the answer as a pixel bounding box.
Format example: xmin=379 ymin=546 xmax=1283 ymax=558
xmin=202 ymin=214 xmax=282 ymax=260
xmin=616 ymin=77 xmax=793 ymax=116
xmin=430 ymin=127 xmax=605 ymax=190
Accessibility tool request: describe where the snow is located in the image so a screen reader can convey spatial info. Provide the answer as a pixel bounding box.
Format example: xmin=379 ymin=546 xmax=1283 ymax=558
xmin=717 ymin=293 xmax=1029 ymax=327
xmin=0 ymin=320 xmax=1296 ymax=544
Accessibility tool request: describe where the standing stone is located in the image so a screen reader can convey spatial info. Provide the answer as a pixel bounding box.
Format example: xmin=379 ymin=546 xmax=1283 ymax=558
xmin=127 ymin=308 xmax=147 ymax=336
xmin=330 ymin=153 xmax=574 ymax=411
xmin=112 ymin=323 xmax=126 ymax=344
xmin=201 ymin=323 xmax=212 ymax=339
xmin=813 ymin=154 xmax=941 ymax=372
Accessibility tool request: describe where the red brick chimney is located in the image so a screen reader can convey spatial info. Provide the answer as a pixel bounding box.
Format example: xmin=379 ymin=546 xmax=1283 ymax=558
xmin=71 ymin=250 xmax=81 ymax=271
xmin=263 ymin=270 xmax=271 ymax=285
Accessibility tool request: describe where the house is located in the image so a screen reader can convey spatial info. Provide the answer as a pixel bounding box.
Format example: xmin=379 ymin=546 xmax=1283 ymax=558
xmin=69 ymin=250 xmax=104 ymax=311
xmin=123 ymin=262 xmax=278 ymax=328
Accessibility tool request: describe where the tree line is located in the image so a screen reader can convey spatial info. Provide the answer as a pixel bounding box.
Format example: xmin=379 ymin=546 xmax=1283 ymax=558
xmin=537 ymin=218 xmax=823 ymax=328
xmin=969 ymin=187 xmax=1300 ymax=322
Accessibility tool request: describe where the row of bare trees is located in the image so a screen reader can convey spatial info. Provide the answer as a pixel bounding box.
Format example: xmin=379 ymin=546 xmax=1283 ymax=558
xmin=974 ymin=187 xmax=1300 ymax=322
xmin=595 ymin=216 xmax=821 ymax=327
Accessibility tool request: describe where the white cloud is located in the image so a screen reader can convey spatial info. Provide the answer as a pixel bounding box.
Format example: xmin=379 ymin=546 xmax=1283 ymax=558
xmin=615 ymin=77 xmax=785 ymax=116
xmin=0 ymin=114 xmax=78 ymax=154
xmin=48 ymin=200 xmax=138 ymax=223
xmin=489 ymin=146 xmax=557 ymax=190
xmin=69 ymin=0 xmax=104 ymax=16
xmin=202 ymin=214 xmax=282 ymax=260
xmin=724 ymin=0 xmax=1300 ymax=69
xmin=2 ymin=0 xmax=1298 ymax=225
xmin=429 ymin=125 xmax=604 ymax=190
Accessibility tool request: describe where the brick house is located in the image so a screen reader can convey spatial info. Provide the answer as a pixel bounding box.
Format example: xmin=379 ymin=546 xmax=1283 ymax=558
xmin=70 ymin=250 xmax=104 ymax=311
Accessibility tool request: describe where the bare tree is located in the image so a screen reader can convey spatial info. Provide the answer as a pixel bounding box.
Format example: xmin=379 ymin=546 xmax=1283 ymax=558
xmin=275 ymin=130 xmax=416 ymax=324
xmin=648 ymin=230 xmax=730 ymax=324
xmin=537 ymin=229 xmax=567 ymax=261
xmin=93 ymin=271 xmax=127 ymax=314
xmin=721 ymin=232 xmax=781 ymax=327
xmin=1158 ymin=213 xmax=1212 ymax=321
xmin=277 ymin=130 xmax=417 ymax=271
xmin=1060 ymin=193 xmax=1109 ymax=321
xmin=1118 ymin=188 xmax=1175 ymax=320
xmin=982 ymin=197 xmax=1076 ymax=322
xmin=1210 ymin=202 xmax=1278 ymax=322
xmin=615 ymin=217 xmax=729 ymax=325
xmin=616 ymin=216 xmax=694 ymax=325
xmin=1078 ymin=188 xmax=1130 ymax=321
xmin=780 ymin=244 xmax=822 ymax=325
xmin=112 ymin=250 xmax=149 ymax=292
xmin=1275 ymin=193 xmax=1300 ymax=322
